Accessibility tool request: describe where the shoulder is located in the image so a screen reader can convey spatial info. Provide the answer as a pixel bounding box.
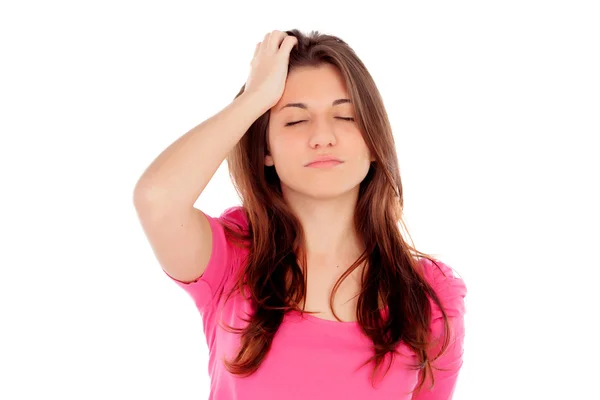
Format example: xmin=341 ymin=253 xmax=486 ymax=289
xmin=216 ymin=206 xmax=248 ymax=230
xmin=418 ymin=257 xmax=467 ymax=319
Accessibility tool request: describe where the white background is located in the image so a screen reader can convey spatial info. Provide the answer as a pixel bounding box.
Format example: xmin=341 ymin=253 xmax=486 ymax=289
xmin=1 ymin=1 xmax=598 ymax=399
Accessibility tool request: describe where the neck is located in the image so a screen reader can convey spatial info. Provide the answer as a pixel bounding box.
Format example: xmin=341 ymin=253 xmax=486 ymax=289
xmin=283 ymin=187 xmax=365 ymax=266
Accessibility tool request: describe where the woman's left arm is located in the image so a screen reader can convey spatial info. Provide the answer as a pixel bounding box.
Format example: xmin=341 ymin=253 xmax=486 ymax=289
xmin=411 ymin=259 xmax=467 ymax=400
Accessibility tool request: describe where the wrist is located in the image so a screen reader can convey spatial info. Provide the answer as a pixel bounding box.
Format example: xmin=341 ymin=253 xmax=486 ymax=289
xmin=237 ymin=90 xmax=272 ymax=116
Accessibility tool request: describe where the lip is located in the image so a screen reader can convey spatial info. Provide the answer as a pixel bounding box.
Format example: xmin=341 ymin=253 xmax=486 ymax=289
xmin=305 ymin=155 xmax=343 ymax=168
xmin=306 ymin=160 xmax=344 ymax=168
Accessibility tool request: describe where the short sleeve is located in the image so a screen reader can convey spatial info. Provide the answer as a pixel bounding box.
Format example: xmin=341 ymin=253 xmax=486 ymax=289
xmin=412 ymin=258 xmax=467 ymax=400
xmin=162 ymin=206 xmax=247 ymax=315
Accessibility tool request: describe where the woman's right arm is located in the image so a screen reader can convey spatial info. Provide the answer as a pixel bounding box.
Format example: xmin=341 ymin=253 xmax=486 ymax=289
xmin=132 ymin=93 xmax=266 ymax=283
xmin=132 ymin=30 xmax=298 ymax=284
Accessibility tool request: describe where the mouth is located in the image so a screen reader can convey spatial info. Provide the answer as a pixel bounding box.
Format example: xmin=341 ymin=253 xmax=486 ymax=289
xmin=305 ymin=160 xmax=344 ymax=168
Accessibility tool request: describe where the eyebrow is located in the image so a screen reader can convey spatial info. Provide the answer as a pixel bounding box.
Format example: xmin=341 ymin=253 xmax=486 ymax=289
xmin=277 ymin=98 xmax=352 ymax=112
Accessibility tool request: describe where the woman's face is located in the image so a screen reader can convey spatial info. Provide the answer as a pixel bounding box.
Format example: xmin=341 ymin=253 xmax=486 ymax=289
xmin=266 ymin=63 xmax=374 ymax=200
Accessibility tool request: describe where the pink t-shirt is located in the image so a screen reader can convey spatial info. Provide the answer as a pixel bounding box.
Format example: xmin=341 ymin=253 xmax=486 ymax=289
xmin=164 ymin=206 xmax=467 ymax=400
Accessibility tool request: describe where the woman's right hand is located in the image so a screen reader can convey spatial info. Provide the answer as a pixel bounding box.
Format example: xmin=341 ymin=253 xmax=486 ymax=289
xmin=243 ymin=30 xmax=298 ymax=112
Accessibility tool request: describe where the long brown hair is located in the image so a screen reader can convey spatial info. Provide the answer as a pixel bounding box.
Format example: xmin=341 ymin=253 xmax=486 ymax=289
xmin=220 ymin=29 xmax=452 ymax=396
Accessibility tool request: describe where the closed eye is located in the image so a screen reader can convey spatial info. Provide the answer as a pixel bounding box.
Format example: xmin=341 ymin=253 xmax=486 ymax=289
xmin=285 ymin=120 xmax=306 ymax=127
xmin=285 ymin=117 xmax=354 ymax=127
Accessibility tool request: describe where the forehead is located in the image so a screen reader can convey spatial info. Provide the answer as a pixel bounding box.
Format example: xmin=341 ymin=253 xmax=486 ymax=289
xmin=273 ymin=64 xmax=350 ymax=111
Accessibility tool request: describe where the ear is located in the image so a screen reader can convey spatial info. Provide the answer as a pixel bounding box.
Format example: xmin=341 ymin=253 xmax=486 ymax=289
xmin=264 ymin=126 xmax=274 ymax=166
xmin=265 ymin=154 xmax=274 ymax=166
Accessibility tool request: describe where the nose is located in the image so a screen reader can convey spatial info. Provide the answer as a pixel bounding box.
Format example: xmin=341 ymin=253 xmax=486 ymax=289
xmin=308 ymin=119 xmax=337 ymax=149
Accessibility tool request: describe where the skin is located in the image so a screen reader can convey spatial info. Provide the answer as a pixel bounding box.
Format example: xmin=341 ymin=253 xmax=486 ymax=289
xmin=265 ymin=63 xmax=375 ymax=320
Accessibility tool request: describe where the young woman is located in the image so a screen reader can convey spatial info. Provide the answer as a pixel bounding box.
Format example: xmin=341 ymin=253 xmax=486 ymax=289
xmin=134 ymin=29 xmax=467 ymax=400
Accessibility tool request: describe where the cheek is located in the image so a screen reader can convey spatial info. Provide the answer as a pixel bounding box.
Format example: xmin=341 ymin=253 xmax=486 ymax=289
xmin=349 ymin=133 xmax=371 ymax=156
xmin=270 ymin=133 xmax=302 ymax=158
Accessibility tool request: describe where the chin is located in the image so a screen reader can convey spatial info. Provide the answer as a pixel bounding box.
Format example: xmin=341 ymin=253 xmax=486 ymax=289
xmin=281 ymin=180 xmax=362 ymax=201
xmin=277 ymin=166 xmax=370 ymax=199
